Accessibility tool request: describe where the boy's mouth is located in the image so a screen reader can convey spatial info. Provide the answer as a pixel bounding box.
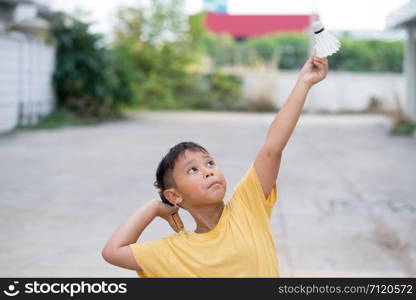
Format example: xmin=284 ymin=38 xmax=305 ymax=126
xmin=208 ymin=180 xmax=222 ymax=188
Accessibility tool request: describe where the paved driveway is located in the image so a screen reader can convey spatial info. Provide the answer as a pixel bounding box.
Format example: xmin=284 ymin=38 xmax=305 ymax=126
xmin=0 ymin=111 xmax=415 ymax=277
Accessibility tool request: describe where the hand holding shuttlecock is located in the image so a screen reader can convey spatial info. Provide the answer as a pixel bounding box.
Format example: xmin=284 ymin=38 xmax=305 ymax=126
xmin=312 ymin=21 xmax=341 ymax=58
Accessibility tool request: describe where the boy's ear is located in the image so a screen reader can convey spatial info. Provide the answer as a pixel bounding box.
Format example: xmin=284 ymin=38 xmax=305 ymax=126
xmin=163 ymin=188 xmax=183 ymax=206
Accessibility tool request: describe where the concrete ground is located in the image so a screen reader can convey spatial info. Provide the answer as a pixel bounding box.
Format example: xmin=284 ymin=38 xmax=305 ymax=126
xmin=0 ymin=111 xmax=415 ymax=277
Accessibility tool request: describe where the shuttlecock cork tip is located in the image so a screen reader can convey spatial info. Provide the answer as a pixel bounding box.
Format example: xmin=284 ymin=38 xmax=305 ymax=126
xmin=312 ymin=21 xmax=324 ymax=34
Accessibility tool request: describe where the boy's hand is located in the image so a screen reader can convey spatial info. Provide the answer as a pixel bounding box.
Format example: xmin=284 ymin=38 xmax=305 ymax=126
xmin=298 ymin=54 xmax=328 ymax=88
xmin=153 ymin=200 xmax=184 ymax=233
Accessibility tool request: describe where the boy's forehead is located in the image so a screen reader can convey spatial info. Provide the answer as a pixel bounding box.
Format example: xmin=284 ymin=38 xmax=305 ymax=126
xmin=177 ymin=150 xmax=211 ymax=165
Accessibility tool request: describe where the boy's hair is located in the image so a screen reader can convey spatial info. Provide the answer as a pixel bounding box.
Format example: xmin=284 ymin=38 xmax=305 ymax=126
xmin=154 ymin=141 xmax=209 ymax=206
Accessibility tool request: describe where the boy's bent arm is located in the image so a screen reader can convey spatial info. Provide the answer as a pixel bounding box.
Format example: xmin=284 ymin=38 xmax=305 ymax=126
xmin=101 ymin=200 xmax=159 ymax=271
xmin=255 ymin=55 xmax=328 ymax=198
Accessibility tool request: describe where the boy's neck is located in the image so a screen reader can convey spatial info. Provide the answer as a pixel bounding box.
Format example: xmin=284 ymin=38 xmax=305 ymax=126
xmin=193 ymin=201 xmax=225 ymax=234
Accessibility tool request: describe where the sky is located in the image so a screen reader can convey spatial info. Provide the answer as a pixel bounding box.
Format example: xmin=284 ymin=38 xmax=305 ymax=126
xmin=45 ymin=0 xmax=410 ymax=35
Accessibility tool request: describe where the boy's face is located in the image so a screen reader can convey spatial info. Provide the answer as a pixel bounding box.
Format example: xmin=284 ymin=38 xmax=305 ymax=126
xmin=165 ymin=149 xmax=227 ymax=209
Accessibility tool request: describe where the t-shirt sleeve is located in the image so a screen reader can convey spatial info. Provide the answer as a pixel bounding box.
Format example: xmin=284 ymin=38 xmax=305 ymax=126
xmin=230 ymin=163 xmax=278 ymax=221
xmin=129 ymin=238 xmax=170 ymax=278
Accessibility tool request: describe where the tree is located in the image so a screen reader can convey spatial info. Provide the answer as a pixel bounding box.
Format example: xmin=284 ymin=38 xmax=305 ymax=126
xmin=51 ymin=12 xmax=133 ymax=120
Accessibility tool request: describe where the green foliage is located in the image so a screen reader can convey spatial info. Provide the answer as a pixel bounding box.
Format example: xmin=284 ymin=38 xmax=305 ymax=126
xmin=50 ymin=12 xmax=133 ymax=121
xmin=202 ymin=33 xmax=239 ymax=66
xmin=50 ymin=2 xmax=404 ymax=118
xmin=390 ymin=120 xmax=416 ymax=136
xmin=202 ymin=32 xmax=309 ymax=69
xmin=17 ymin=109 xmax=95 ymax=129
xmin=245 ymin=33 xmax=309 ymax=69
xmin=330 ymin=39 xmax=404 ymax=72
xmin=112 ymin=3 xmax=242 ymax=110
xmin=203 ymin=31 xmax=403 ymax=72
xmin=205 ymin=71 xmax=242 ymax=110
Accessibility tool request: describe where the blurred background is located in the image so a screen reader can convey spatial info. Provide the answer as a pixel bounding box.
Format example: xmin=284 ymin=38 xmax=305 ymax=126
xmin=0 ymin=0 xmax=415 ymax=277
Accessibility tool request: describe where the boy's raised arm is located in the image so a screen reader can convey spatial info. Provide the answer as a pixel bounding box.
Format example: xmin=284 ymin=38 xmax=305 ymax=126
xmin=254 ymin=55 xmax=329 ymax=198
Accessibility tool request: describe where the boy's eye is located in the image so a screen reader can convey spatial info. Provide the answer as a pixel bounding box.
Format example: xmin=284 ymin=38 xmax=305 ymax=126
xmin=187 ymin=161 xmax=215 ymax=173
xmin=188 ymin=167 xmax=197 ymax=173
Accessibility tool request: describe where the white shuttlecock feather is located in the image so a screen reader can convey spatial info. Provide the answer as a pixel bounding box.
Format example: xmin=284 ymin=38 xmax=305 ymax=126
xmin=312 ymin=21 xmax=341 ymax=58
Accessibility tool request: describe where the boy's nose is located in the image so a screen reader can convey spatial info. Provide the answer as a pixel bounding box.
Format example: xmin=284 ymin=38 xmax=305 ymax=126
xmin=204 ymin=170 xmax=214 ymax=178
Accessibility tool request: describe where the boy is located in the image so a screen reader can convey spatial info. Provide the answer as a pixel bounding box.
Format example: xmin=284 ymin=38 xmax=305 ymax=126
xmin=102 ymin=54 xmax=328 ymax=277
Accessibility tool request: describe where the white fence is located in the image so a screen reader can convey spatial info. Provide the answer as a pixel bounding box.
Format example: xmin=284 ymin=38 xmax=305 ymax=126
xmin=236 ymin=68 xmax=406 ymax=114
xmin=0 ymin=33 xmax=55 ymax=134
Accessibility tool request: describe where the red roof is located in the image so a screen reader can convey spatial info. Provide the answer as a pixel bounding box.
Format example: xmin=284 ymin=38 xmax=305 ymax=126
xmin=205 ymin=13 xmax=313 ymax=38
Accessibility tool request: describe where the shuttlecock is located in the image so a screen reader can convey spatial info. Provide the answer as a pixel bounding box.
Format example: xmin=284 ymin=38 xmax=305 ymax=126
xmin=311 ymin=21 xmax=341 ymax=58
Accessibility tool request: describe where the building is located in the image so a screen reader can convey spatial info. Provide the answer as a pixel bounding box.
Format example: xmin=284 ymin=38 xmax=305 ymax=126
xmin=0 ymin=0 xmax=55 ymax=134
xmin=387 ymin=0 xmax=416 ymax=121
xmin=205 ymin=13 xmax=314 ymax=40
xmin=203 ymin=0 xmax=315 ymax=40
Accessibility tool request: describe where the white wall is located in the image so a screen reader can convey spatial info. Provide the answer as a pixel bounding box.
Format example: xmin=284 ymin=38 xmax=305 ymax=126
xmin=0 ymin=36 xmax=19 ymax=133
xmin=239 ymin=69 xmax=405 ymax=114
xmin=0 ymin=33 xmax=55 ymax=134
xmin=404 ymin=26 xmax=416 ymax=121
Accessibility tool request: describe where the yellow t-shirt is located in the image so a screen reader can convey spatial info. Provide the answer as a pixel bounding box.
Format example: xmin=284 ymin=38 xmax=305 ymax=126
xmin=129 ymin=163 xmax=280 ymax=277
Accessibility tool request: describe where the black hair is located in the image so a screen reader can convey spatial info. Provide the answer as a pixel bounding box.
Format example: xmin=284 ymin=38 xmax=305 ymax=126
xmin=154 ymin=141 xmax=209 ymax=206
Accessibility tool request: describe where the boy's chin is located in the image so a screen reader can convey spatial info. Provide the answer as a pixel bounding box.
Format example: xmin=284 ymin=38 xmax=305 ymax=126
xmin=200 ymin=196 xmax=224 ymax=206
xmin=212 ymin=194 xmax=226 ymax=204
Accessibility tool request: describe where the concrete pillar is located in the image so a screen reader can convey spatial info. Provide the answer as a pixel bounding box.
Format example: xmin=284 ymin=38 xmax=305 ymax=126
xmin=404 ymin=26 xmax=416 ymax=121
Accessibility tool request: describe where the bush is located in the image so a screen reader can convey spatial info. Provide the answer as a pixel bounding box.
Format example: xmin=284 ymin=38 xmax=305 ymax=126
xmin=330 ymin=39 xmax=404 ymax=72
xmin=175 ymin=71 xmax=242 ymax=110
xmin=205 ymin=71 xmax=242 ymax=110
xmin=112 ymin=5 xmax=242 ymax=111
xmin=18 ymin=109 xmax=92 ymax=129
xmin=202 ymin=32 xmax=240 ymax=66
xmin=202 ymin=29 xmax=404 ymax=73
xmin=51 ymin=13 xmax=133 ymax=121
xmin=245 ymin=33 xmax=309 ymax=69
